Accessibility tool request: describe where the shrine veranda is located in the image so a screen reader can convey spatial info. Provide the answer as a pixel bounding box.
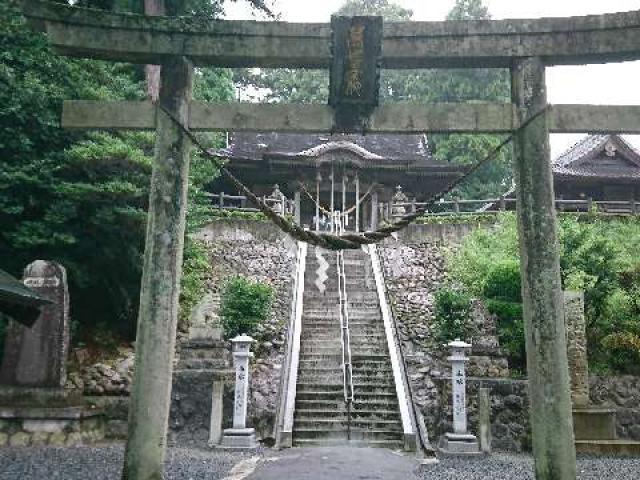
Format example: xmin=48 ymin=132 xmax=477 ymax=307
xmin=17 ymin=1 xmax=640 ymax=479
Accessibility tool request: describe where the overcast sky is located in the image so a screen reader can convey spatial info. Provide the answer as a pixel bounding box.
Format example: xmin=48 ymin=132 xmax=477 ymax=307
xmin=225 ymin=0 xmax=640 ymax=157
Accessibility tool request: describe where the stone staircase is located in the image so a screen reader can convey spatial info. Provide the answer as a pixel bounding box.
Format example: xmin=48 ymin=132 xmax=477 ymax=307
xmin=292 ymin=246 xmax=405 ymax=448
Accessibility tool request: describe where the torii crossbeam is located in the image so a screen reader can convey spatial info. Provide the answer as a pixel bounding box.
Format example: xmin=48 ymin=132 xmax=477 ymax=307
xmin=19 ymin=1 xmax=640 ymax=479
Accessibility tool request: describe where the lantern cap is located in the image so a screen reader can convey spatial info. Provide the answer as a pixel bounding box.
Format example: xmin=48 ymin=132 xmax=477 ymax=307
xmin=446 ymin=338 xmax=472 ymax=349
xmin=231 ymin=333 xmax=255 ymax=344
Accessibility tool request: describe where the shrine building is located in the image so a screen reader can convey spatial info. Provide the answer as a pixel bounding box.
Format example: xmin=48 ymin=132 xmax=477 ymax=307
xmin=212 ymin=132 xmax=468 ymax=230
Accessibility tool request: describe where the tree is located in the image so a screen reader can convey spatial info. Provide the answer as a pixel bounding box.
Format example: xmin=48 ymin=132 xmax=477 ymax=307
xmin=0 ymin=1 xmax=234 ymax=341
xmin=235 ymin=0 xmax=512 ymax=199
xmin=447 ymin=0 xmax=489 ymax=20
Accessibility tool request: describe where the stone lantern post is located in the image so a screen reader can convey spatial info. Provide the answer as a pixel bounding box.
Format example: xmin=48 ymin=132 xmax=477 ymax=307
xmin=438 ymin=339 xmax=481 ymax=455
xmin=220 ymin=334 xmax=257 ymax=449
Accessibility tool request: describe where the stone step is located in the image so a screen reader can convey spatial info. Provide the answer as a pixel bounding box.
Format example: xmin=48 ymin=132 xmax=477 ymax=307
xmin=294 ymin=408 xmax=401 ymax=420
xmin=296 ymin=391 xmax=349 ymax=401
xmin=293 ymin=418 xmax=403 ymax=432
xmin=575 ymin=440 xmax=640 ymax=456
xmin=297 ymin=381 xmax=396 ymax=391
xmin=296 ymin=399 xmax=399 ymax=410
xmin=291 ymin=438 xmax=404 ymax=449
xmin=293 ymin=428 xmax=403 ymax=441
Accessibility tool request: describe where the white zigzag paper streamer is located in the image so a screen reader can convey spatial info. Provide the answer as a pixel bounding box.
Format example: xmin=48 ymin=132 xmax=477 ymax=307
xmin=314 ymin=248 xmax=328 ymax=293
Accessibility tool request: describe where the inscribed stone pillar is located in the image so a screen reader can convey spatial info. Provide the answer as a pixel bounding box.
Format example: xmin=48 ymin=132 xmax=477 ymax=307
xmin=564 ymin=291 xmax=589 ymax=407
xmin=511 ymin=57 xmax=576 ymax=479
xmin=478 ymin=388 xmax=492 ymax=454
xmin=0 ymin=261 xmax=69 ymax=388
xmin=123 ymin=56 xmax=193 ymax=480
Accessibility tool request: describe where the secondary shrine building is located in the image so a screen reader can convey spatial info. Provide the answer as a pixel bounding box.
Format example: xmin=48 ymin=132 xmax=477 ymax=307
xmin=212 ymin=132 xmax=467 ymax=230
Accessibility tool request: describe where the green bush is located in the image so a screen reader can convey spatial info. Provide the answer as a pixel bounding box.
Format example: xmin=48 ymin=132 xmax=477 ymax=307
xmin=601 ymin=332 xmax=640 ymax=375
xmin=433 ymin=287 xmax=473 ymax=343
xmin=179 ymin=239 xmax=211 ymax=332
xmin=486 ymin=299 xmax=526 ymax=372
xmin=447 ymin=213 xmax=640 ymax=374
xmin=482 ymin=260 xmax=521 ymax=302
xmin=220 ymin=276 xmax=273 ymax=339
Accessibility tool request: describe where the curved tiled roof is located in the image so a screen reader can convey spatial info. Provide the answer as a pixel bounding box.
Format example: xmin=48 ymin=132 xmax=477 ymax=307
xmin=553 ymin=134 xmax=640 ymax=180
xmin=218 ymin=132 xmax=434 ymax=163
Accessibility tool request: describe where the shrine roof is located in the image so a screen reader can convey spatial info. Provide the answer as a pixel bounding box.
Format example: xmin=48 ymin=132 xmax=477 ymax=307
xmin=217 ymin=132 xmax=451 ymax=168
xmin=553 ymin=134 xmax=640 ymax=180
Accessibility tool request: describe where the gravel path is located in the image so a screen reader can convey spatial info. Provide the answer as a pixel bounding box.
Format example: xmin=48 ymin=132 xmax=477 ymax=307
xmin=1 ymin=445 xmax=639 ymax=480
xmin=419 ymin=454 xmax=640 ymax=480
xmin=0 ymin=444 xmax=254 ymax=480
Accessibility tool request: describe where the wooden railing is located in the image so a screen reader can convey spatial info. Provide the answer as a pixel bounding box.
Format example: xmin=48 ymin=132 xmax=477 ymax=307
xmin=204 ymin=192 xmax=295 ymax=215
xmin=385 ymin=197 xmax=640 ymax=220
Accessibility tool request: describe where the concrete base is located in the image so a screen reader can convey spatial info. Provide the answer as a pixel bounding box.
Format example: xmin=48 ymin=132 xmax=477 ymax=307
xmin=576 ymin=440 xmax=640 ymax=457
xmin=219 ymin=427 xmax=258 ymax=450
xmin=573 ymin=407 xmax=617 ymax=441
xmin=438 ymin=433 xmax=482 ymax=456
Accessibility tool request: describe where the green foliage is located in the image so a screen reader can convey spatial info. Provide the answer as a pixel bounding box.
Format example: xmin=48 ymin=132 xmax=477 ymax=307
xmin=0 ymin=1 xmax=233 ymax=342
xmin=601 ymin=332 xmax=640 ymax=375
xmin=482 ymin=261 xmax=521 ymax=302
xmin=338 ymin=0 xmax=413 ymax=19
xmin=447 ymin=213 xmax=640 ymax=373
xmin=417 ymin=213 xmax=498 ymax=225
xmin=220 ymin=276 xmax=273 ymax=339
xmin=447 ymin=0 xmax=489 ymax=20
xmin=433 ymin=287 xmax=473 ymax=343
xmin=179 ymin=239 xmax=211 ymax=331
xmin=485 ymin=299 xmax=525 ymax=371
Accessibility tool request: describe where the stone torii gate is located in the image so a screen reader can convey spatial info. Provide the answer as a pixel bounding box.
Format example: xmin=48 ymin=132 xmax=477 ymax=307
xmin=19 ymin=1 xmax=640 ymax=479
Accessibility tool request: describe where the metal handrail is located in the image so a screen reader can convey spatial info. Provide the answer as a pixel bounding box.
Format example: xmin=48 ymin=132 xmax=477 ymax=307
xmin=274 ymin=241 xmax=307 ymax=448
xmin=336 ymin=216 xmax=354 ymax=440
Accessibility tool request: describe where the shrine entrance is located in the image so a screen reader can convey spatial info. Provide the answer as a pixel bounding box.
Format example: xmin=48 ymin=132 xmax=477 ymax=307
xmin=19 ymin=1 xmax=640 ymax=479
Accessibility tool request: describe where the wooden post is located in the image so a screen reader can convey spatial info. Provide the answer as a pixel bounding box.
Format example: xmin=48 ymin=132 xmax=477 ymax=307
xmin=219 ymin=191 xmax=224 ymax=209
xmin=370 ymin=190 xmax=378 ymax=231
xmin=499 ymin=195 xmax=506 ymax=211
xmin=294 ymin=189 xmax=301 ymax=226
xmin=511 ymin=57 xmax=576 ymax=480
xmin=454 ymin=197 xmax=460 ymax=213
xmin=123 ymin=56 xmax=193 ymax=480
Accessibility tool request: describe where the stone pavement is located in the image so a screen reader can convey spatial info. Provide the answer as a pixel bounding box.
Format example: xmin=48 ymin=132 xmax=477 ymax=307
xmin=246 ymin=447 xmax=421 ymax=480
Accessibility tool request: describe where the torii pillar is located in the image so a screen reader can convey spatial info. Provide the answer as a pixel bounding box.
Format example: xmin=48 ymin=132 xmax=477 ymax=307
xmin=511 ymin=57 xmax=576 ymax=479
xmin=123 ymin=57 xmax=193 ymax=479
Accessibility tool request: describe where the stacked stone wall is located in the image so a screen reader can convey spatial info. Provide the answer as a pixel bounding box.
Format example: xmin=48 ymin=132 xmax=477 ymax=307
xmin=189 ymin=219 xmax=297 ymax=441
xmin=62 ymin=219 xmax=296 ymax=445
xmin=378 ymin=223 xmax=509 ymax=439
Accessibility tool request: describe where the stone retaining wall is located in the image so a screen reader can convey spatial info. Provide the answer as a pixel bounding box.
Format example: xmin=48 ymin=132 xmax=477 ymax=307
xmin=378 ymin=223 xmax=640 ymax=451
xmin=378 ymin=223 xmax=509 ymax=439
xmin=195 ymin=219 xmax=297 ymax=441
xmin=61 ymin=220 xmax=297 ymax=446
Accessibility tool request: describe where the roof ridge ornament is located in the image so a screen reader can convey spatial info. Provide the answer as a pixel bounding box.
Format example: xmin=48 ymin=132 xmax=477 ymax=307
xmin=605 ymin=140 xmax=617 ymax=157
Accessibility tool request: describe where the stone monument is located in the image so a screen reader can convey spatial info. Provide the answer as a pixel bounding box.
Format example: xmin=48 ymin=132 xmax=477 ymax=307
xmin=173 ymin=293 xmax=231 ymax=447
xmin=438 ymin=339 xmax=481 ymax=455
xmin=0 ymin=261 xmax=69 ymax=389
xmin=564 ymin=291 xmax=617 ymax=441
xmin=220 ymin=334 xmax=257 ymax=449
